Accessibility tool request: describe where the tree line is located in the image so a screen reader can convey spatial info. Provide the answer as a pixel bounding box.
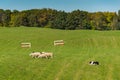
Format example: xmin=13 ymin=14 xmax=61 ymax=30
xmin=0 ymin=8 xmax=120 ymax=30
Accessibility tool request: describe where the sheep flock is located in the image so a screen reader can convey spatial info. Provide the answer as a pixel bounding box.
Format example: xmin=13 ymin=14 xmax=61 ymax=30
xmin=29 ymin=52 xmax=53 ymax=59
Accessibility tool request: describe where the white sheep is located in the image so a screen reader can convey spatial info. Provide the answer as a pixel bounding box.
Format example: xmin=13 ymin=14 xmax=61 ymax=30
xmin=42 ymin=52 xmax=53 ymax=59
xmin=38 ymin=53 xmax=48 ymax=58
xmin=29 ymin=52 xmax=41 ymax=58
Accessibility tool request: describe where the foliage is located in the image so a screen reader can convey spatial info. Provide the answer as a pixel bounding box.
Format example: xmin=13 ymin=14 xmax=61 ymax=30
xmin=51 ymin=11 xmax=67 ymax=29
xmin=0 ymin=8 xmax=120 ymax=30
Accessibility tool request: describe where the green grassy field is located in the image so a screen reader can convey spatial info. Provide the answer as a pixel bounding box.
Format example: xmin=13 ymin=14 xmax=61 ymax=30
xmin=0 ymin=27 xmax=120 ymax=80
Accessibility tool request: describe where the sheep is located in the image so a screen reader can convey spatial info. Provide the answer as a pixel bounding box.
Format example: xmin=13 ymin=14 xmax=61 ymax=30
xmin=38 ymin=53 xmax=48 ymax=58
xmin=42 ymin=52 xmax=53 ymax=59
xmin=29 ymin=52 xmax=41 ymax=58
xmin=29 ymin=51 xmax=53 ymax=59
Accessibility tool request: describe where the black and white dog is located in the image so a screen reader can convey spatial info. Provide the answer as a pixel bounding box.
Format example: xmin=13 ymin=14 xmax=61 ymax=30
xmin=89 ymin=61 xmax=99 ymax=65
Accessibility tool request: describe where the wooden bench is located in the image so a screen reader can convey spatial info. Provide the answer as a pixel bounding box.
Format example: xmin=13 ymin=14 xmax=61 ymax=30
xmin=54 ymin=40 xmax=64 ymax=46
xmin=21 ymin=42 xmax=31 ymax=48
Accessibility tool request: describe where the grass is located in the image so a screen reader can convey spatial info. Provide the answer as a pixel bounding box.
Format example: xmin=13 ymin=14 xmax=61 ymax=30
xmin=0 ymin=27 xmax=120 ymax=80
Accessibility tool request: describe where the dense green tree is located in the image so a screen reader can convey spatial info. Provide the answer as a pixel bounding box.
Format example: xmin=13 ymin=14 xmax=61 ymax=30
xmin=117 ymin=10 xmax=120 ymax=29
xmin=0 ymin=9 xmax=5 ymax=26
xmin=1 ymin=10 xmax=11 ymax=27
xmin=51 ymin=11 xmax=67 ymax=29
xmin=65 ymin=10 xmax=89 ymax=30
xmin=111 ymin=13 xmax=119 ymax=30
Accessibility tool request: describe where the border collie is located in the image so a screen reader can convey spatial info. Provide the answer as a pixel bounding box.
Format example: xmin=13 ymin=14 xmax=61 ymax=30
xmin=89 ymin=61 xmax=99 ymax=65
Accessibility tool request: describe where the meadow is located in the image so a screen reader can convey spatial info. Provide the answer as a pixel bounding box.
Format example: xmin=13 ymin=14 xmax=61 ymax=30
xmin=0 ymin=27 xmax=120 ymax=80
